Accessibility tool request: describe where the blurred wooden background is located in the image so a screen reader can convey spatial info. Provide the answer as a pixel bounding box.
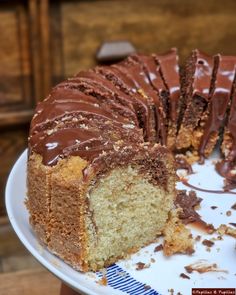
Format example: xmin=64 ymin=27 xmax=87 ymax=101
xmin=1 ymin=0 xmax=236 ymax=294
xmin=1 ymin=0 xmax=236 ymax=217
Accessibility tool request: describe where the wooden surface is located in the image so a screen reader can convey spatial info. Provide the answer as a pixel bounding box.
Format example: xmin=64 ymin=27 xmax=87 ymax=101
xmin=0 ymin=217 xmax=83 ymax=294
xmin=0 ymin=125 xmax=28 ymax=216
xmin=1 ymin=0 xmax=236 ymax=217
xmin=0 ymin=268 xmax=60 ymax=295
xmin=0 ymin=217 xmax=59 ymax=294
xmin=51 ymin=0 xmax=236 ymax=77
xmin=0 ymin=216 xmax=41 ymax=273
xmin=60 ymin=284 xmax=81 ymax=295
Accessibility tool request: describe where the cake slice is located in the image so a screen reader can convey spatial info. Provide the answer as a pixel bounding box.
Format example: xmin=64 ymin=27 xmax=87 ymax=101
xmin=129 ymin=50 xmax=181 ymax=150
xmin=155 ymin=48 xmax=181 ymax=149
xmin=115 ymin=56 xmax=167 ymax=144
xmin=197 ymin=55 xmax=236 ymax=160
xmin=217 ymin=65 xmax=236 ymax=183
xmin=27 ymin=142 xmax=176 ymax=271
xmin=176 ymin=50 xmax=214 ymax=150
xmin=128 ymin=54 xmax=169 ymax=144
xmin=58 ymin=72 xmax=138 ymax=126
xmin=95 ymin=63 xmax=157 ymax=142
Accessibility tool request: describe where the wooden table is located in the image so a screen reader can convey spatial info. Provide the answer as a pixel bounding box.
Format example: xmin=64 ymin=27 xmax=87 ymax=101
xmin=60 ymin=284 xmax=81 ymax=295
xmin=0 ymin=268 xmax=82 ymax=295
xmin=0 ymin=217 xmax=82 ymax=295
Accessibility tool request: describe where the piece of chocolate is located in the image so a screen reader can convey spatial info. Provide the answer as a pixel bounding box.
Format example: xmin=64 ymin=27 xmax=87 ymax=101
xmin=176 ymin=49 xmax=214 ymax=150
xmin=202 ymin=239 xmax=214 ymax=247
xmin=180 ymin=273 xmax=190 ymax=279
xmin=175 ymin=190 xmax=202 ymax=224
xmin=154 ymin=244 xmax=163 ymax=252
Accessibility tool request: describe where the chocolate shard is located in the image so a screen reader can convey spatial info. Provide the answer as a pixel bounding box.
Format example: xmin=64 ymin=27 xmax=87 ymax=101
xmin=175 ymin=190 xmax=202 ymax=224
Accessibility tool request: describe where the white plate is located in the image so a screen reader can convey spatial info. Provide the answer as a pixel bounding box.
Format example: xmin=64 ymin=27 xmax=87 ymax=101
xmin=5 ymin=150 xmax=236 ymax=295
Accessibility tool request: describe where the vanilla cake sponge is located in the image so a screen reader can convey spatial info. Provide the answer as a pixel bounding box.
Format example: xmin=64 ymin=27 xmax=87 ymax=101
xmin=27 ymin=144 xmax=176 ymax=271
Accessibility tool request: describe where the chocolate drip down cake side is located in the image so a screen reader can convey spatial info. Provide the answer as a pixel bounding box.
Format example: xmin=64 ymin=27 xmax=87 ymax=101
xmin=26 ymin=48 xmax=236 ymax=272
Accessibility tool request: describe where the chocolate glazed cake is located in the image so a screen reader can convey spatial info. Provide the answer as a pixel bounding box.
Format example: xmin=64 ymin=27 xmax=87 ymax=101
xmin=27 ymin=48 xmax=236 ymax=272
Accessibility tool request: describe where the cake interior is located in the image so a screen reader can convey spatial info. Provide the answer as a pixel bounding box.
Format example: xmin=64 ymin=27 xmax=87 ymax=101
xmin=85 ymin=165 xmax=174 ymax=270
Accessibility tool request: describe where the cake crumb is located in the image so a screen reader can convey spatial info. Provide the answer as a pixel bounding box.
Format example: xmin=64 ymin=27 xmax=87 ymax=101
xmin=180 ymin=273 xmax=190 ymax=279
xmin=150 ymin=258 xmax=156 ymax=263
xmin=202 ymin=239 xmax=214 ymax=247
xmin=154 ymin=244 xmax=163 ymax=252
xmin=97 ymin=276 xmax=107 ymax=286
xmin=226 ymin=210 xmax=232 ymax=216
xmin=135 ymin=262 xmax=150 ymax=270
xmin=195 ymin=235 xmax=201 ymax=241
xmin=217 ymin=224 xmax=236 ymax=238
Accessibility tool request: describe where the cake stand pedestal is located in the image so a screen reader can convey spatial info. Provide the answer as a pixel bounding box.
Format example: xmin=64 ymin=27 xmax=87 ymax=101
xmin=60 ymin=283 xmax=80 ymax=295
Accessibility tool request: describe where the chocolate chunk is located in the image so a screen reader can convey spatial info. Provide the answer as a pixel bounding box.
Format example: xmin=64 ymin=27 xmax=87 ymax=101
xmin=226 ymin=210 xmax=232 ymax=216
xmin=180 ymin=273 xmax=190 ymax=279
xmin=175 ymin=190 xmax=202 ymax=224
xmin=135 ymin=262 xmax=150 ymax=270
xmin=202 ymin=239 xmax=214 ymax=247
xmin=195 ymin=235 xmax=201 ymax=241
xmin=211 ymin=206 xmax=218 ymax=210
xmin=154 ymin=244 xmax=163 ymax=252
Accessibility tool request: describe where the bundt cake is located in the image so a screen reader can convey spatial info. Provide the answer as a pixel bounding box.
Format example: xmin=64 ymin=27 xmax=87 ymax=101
xmin=27 ymin=48 xmax=236 ymax=272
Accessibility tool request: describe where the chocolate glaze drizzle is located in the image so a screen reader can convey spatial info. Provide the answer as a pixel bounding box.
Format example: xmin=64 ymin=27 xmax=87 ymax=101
xmin=181 ymin=179 xmax=236 ymax=195
xmin=155 ymin=48 xmax=180 ymax=122
xmin=193 ymin=50 xmax=214 ymax=100
xmin=29 ymin=48 xmax=236 ymax=190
